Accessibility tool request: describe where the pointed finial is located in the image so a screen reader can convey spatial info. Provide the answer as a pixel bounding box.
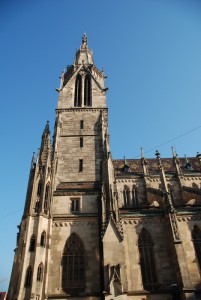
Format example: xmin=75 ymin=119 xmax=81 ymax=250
xmin=171 ymin=146 xmax=176 ymax=158
xmin=31 ymin=152 xmax=35 ymax=168
xmin=124 ymin=155 xmax=126 ymax=165
xmin=184 ymin=154 xmax=188 ymax=164
xmin=155 ymin=150 xmax=161 ymax=159
xmin=81 ymin=33 xmax=88 ymax=49
xmin=141 ymin=147 xmax=144 ymax=159
xmin=197 ymin=152 xmax=201 ymax=162
xmin=43 ymin=121 xmax=50 ymax=135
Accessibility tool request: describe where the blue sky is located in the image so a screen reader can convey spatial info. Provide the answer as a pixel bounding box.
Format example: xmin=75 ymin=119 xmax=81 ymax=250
xmin=1 ymin=0 xmax=201 ymax=291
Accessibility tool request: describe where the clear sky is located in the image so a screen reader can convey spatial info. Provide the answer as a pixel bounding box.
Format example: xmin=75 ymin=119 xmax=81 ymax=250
xmin=0 ymin=0 xmax=201 ymax=291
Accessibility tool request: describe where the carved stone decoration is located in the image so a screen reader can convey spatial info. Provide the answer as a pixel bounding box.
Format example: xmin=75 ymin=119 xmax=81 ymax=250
xmin=108 ymin=265 xmax=123 ymax=297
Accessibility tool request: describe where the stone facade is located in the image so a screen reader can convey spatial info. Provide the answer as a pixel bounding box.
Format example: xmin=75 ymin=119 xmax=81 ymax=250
xmin=7 ymin=35 xmax=201 ymax=300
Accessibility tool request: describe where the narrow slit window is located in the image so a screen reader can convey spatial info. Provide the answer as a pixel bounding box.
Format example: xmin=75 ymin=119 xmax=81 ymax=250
xmin=80 ymin=137 xmax=83 ymax=148
xmin=29 ymin=234 xmax=35 ymax=252
xmin=79 ymin=159 xmax=83 ymax=172
xmin=80 ymin=120 xmax=84 ymax=129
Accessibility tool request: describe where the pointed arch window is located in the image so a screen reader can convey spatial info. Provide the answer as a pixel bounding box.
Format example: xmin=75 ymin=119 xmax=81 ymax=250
xmin=74 ymin=75 xmax=82 ymax=107
xmin=192 ymin=225 xmax=201 ymax=269
xmin=44 ymin=184 xmax=50 ymax=213
xmin=37 ymin=263 xmax=43 ymax=282
xmin=25 ymin=266 xmax=32 ymax=287
xmin=132 ymin=186 xmax=139 ymax=207
xmin=62 ymin=233 xmax=85 ymax=293
xmin=29 ymin=234 xmax=35 ymax=252
xmin=123 ymin=186 xmax=130 ymax=207
xmin=40 ymin=231 xmax=46 ymax=247
xmin=84 ymin=75 xmax=91 ymax=106
xmin=37 ymin=180 xmax=42 ymax=197
xmin=138 ymin=229 xmax=157 ymax=290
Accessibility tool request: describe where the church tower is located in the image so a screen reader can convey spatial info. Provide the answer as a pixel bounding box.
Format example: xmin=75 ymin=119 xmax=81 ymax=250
xmin=7 ymin=34 xmax=111 ymax=300
xmin=8 ymin=35 xmax=201 ymax=300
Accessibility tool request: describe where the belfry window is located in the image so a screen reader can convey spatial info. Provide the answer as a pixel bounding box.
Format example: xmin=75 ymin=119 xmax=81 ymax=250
xmin=62 ymin=233 xmax=85 ymax=293
xmin=192 ymin=225 xmax=201 ymax=269
xmin=29 ymin=234 xmax=35 ymax=252
xmin=25 ymin=266 xmax=32 ymax=287
xmin=84 ymin=75 xmax=91 ymax=106
xmin=138 ymin=229 xmax=157 ymax=290
xmin=37 ymin=263 xmax=43 ymax=282
xmin=74 ymin=75 xmax=82 ymax=107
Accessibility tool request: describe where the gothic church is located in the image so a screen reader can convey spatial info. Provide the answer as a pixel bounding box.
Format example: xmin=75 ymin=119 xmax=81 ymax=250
xmin=7 ymin=35 xmax=201 ymax=300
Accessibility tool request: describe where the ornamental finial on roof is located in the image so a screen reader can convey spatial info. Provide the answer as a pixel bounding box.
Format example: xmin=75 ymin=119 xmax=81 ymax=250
xmin=155 ymin=150 xmax=161 ymax=159
xmin=171 ymin=146 xmax=177 ymax=158
xmin=141 ymin=147 xmax=144 ymax=158
xmin=81 ymin=33 xmax=88 ymax=49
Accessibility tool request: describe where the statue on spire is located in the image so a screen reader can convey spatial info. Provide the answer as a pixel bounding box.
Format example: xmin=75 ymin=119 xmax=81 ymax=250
xmin=81 ymin=33 xmax=88 ymax=49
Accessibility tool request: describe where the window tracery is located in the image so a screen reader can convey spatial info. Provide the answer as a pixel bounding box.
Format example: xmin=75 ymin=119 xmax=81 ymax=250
xmin=62 ymin=233 xmax=85 ymax=293
xmin=138 ymin=228 xmax=157 ymax=290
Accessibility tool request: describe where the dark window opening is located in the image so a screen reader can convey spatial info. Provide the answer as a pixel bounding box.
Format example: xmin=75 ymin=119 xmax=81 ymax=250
xmin=71 ymin=199 xmax=80 ymax=212
xmin=25 ymin=266 xmax=32 ymax=287
xmin=37 ymin=263 xmax=43 ymax=282
xmin=192 ymin=225 xmax=201 ymax=269
xmin=80 ymin=137 xmax=83 ymax=148
xmin=37 ymin=180 xmax=42 ymax=197
xmin=138 ymin=229 xmax=157 ymax=290
xmin=79 ymin=159 xmax=83 ymax=172
xmin=132 ymin=187 xmax=139 ymax=207
xmin=84 ymin=75 xmax=91 ymax=106
xmin=80 ymin=120 xmax=84 ymax=129
xmin=62 ymin=233 xmax=85 ymax=293
xmin=29 ymin=235 xmax=35 ymax=252
xmin=123 ymin=186 xmax=130 ymax=207
xmin=74 ymin=75 xmax=82 ymax=107
xmin=40 ymin=231 xmax=46 ymax=247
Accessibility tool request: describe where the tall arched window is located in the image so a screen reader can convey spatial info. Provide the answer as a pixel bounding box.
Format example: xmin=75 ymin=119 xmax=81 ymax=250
xmin=29 ymin=234 xmax=35 ymax=252
xmin=138 ymin=229 xmax=157 ymax=290
xmin=44 ymin=184 xmax=50 ymax=213
xmin=40 ymin=231 xmax=46 ymax=247
xmin=132 ymin=186 xmax=139 ymax=207
xmin=74 ymin=75 xmax=82 ymax=107
xmin=62 ymin=233 xmax=85 ymax=293
xmin=37 ymin=180 xmax=42 ymax=197
xmin=25 ymin=266 xmax=32 ymax=287
xmin=84 ymin=75 xmax=91 ymax=106
xmin=123 ymin=186 xmax=130 ymax=207
xmin=37 ymin=263 xmax=43 ymax=282
xmin=192 ymin=225 xmax=201 ymax=269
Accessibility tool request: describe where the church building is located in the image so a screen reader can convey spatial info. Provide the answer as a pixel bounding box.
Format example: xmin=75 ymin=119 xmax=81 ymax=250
xmin=7 ymin=35 xmax=201 ymax=300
